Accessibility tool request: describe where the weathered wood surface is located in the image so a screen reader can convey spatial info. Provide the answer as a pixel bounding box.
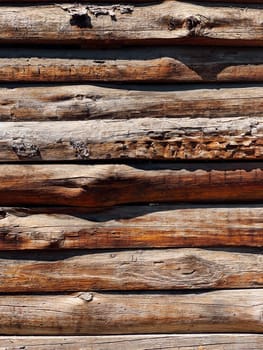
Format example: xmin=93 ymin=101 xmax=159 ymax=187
xmin=0 ymin=248 xmax=262 ymax=292
xmin=1 ymin=205 xmax=263 ymax=249
xmin=1 ymin=47 xmax=263 ymax=82
xmin=0 ymin=0 xmax=262 ymax=2
xmin=0 ymin=290 xmax=262 ymax=334
xmin=0 ymin=2 xmax=262 ymax=47
xmin=0 ymin=334 xmax=263 ymax=350
xmin=1 ymin=117 xmax=263 ymax=161
xmin=0 ymin=163 xmax=263 ymax=206
xmin=1 ymin=85 xmax=263 ymax=121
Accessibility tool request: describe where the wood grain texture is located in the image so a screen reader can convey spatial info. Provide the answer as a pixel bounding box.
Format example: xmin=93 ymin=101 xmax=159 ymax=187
xmin=0 ymin=290 xmax=262 ymax=334
xmin=0 ymin=334 xmax=263 ymax=350
xmin=0 ymin=163 xmax=263 ymax=206
xmin=0 ymin=248 xmax=262 ymax=292
xmin=1 ymin=117 xmax=263 ymax=161
xmin=0 ymin=47 xmax=263 ymax=82
xmin=0 ymin=2 xmax=262 ymax=47
xmin=1 ymin=85 xmax=263 ymax=121
xmin=1 ymin=205 xmax=263 ymax=250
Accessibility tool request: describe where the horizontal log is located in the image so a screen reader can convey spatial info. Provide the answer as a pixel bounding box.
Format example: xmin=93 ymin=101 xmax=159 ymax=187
xmin=0 ymin=2 xmax=262 ymax=47
xmin=1 ymin=205 xmax=263 ymax=249
xmin=0 ymin=248 xmax=262 ymax=292
xmin=1 ymin=117 xmax=263 ymax=161
xmin=0 ymin=163 xmax=263 ymax=206
xmin=0 ymin=47 xmax=263 ymax=82
xmin=0 ymin=290 xmax=262 ymax=334
xmin=0 ymin=334 xmax=263 ymax=350
xmin=1 ymin=85 xmax=263 ymax=121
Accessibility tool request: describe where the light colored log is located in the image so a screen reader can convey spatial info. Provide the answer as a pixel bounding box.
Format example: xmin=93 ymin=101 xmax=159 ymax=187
xmin=0 ymin=334 xmax=262 ymax=350
xmin=0 ymin=163 xmax=262 ymax=206
xmin=1 ymin=205 xmax=263 ymax=250
xmin=1 ymin=85 xmax=263 ymax=121
xmin=0 ymin=47 xmax=262 ymax=82
xmin=0 ymin=117 xmax=263 ymax=161
xmin=0 ymin=290 xmax=262 ymax=334
xmin=0 ymin=2 xmax=262 ymax=46
xmin=0 ymin=248 xmax=262 ymax=292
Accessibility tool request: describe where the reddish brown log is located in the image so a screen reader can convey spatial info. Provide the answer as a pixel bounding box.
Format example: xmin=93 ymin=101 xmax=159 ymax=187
xmin=0 ymin=248 xmax=262 ymax=292
xmin=0 ymin=163 xmax=262 ymax=206
xmin=0 ymin=205 xmax=263 ymax=249
xmin=0 ymin=48 xmax=262 ymax=82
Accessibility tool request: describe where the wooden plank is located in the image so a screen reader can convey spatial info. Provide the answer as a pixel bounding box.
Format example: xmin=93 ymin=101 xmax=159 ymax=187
xmin=1 ymin=205 xmax=263 ymax=250
xmin=1 ymin=117 xmax=263 ymax=161
xmin=0 ymin=248 xmax=262 ymax=292
xmin=0 ymin=290 xmax=262 ymax=334
xmin=0 ymin=47 xmax=262 ymax=82
xmin=0 ymin=334 xmax=263 ymax=350
xmin=0 ymin=163 xmax=262 ymax=207
xmin=1 ymin=85 xmax=263 ymax=121
xmin=0 ymin=2 xmax=262 ymax=47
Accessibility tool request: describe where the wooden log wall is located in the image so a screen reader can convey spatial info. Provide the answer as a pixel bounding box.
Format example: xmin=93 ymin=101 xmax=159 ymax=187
xmin=0 ymin=0 xmax=262 ymax=348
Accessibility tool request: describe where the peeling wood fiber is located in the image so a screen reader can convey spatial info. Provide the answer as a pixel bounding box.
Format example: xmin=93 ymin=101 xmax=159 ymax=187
xmin=0 ymin=117 xmax=262 ymax=161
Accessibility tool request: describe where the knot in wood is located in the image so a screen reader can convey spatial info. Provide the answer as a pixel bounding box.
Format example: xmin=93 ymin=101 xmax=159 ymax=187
xmin=12 ymin=142 xmax=40 ymax=160
xmin=185 ymin=15 xmax=209 ymax=35
xmin=61 ymin=4 xmax=91 ymax=28
xmin=167 ymin=17 xmax=180 ymax=31
xmin=70 ymin=140 xmax=90 ymax=160
xmin=0 ymin=209 xmax=6 ymax=219
xmin=78 ymin=292 xmax=93 ymax=302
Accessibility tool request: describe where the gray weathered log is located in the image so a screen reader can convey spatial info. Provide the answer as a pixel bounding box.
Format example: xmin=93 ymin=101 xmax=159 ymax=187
xmin=1 ymin=205 xmax=263 ymax=250
xmin=0 ymin=290 xmax=262 ymax=334
xmin=0 ymin=47 xmax=262 ymax=82
xmin=0 ymin=334 xmax=262 ymax=350
xmin=0 ymin=248 xmax=262 ymax=292
xmin=0 ymin=2 xmax=262 ymax=46
xmin=0 ymin=117 xmax=262 ymax=161
xmin=0 ymin=163 xmax=262 ymax=206
xmin=1 ymin=85 xmax=263 ymax=121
